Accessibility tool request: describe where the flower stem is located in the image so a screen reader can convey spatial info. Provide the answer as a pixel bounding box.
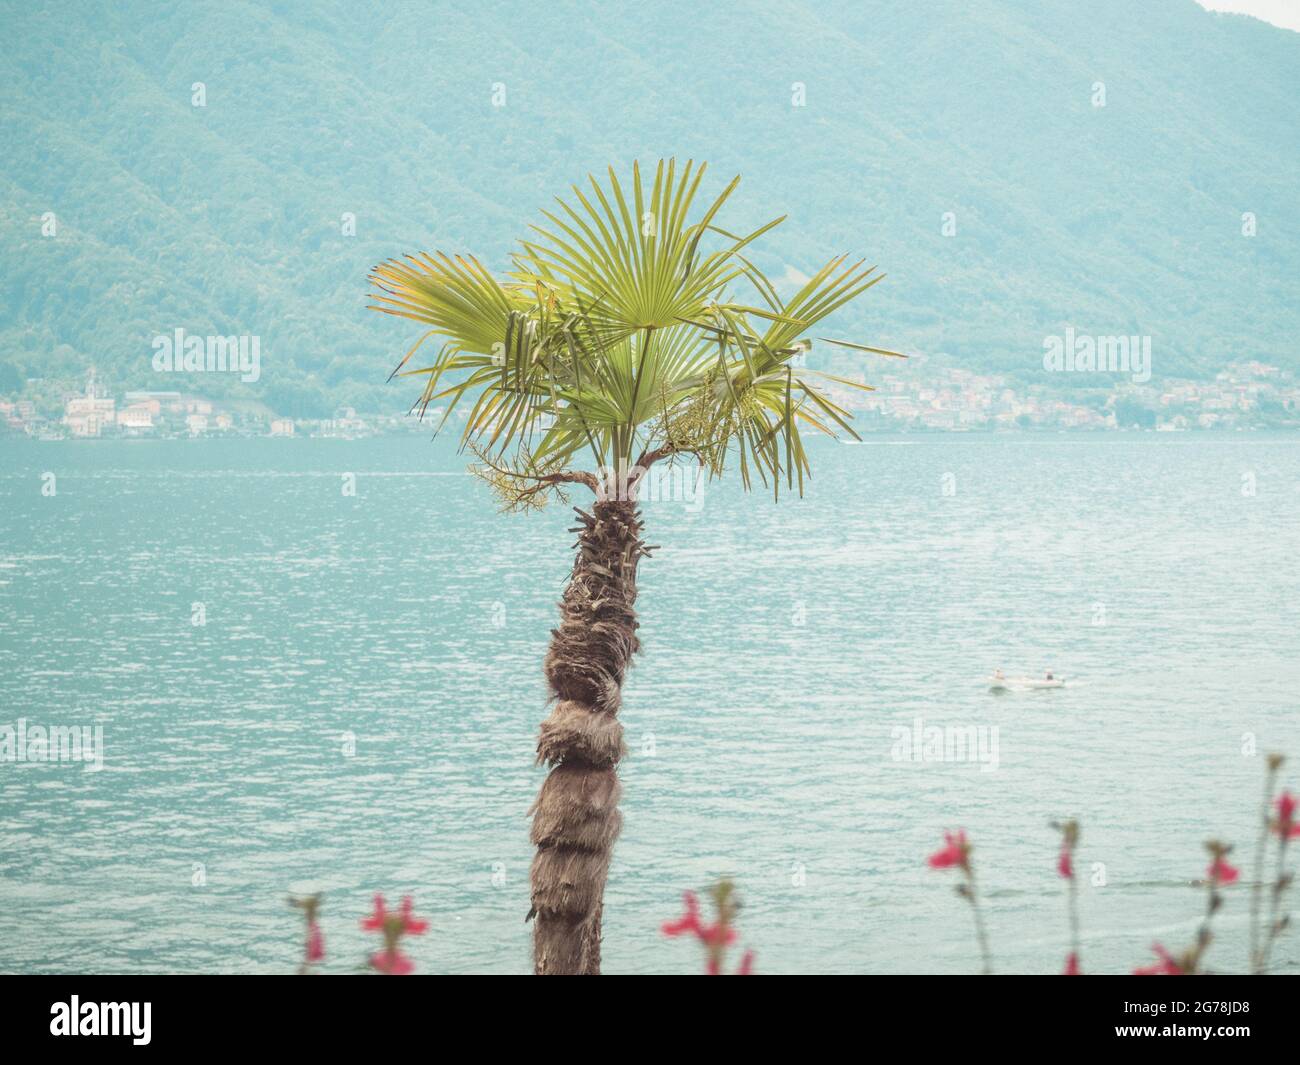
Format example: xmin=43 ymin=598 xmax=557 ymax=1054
xmin=1249 ymin=761 xmax=1279 ymax=974
xmin=1194 ymin=881 xmax=1219 ymax=973
xmin=966 ymin=868 xmax=994 ymax=975
xmin=1259 ymin=835 xmax=1292 ymax=975
xmin=1066 ymin=870 xmax=1080 ymax=961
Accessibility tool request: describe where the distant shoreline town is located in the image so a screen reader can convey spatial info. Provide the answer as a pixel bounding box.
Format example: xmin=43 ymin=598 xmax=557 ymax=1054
xmin=2 ymin=360 xmax=1298 ymax=441
xmin=840 ymin=357 xmax=1300 ymax=432
xmin=0 ymin=371 xmax=411 ymax=441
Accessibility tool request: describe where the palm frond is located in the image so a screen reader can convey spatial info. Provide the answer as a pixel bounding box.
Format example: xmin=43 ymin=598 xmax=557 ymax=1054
xmin=369 ymin=159 xmax=902 ymax=501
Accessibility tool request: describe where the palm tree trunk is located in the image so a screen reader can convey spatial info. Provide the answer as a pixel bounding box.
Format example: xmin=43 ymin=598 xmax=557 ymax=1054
xmin=530 ymin=497 xmax=646 ymax=975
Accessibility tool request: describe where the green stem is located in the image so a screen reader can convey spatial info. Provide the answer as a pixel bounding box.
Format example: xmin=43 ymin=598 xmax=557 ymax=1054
xmin=1259 ymin=836 xmax=1292 ymax=975
xmin=1249 ymin=763 xmax=1278 ymax=974
xmin=1067 ymin=869 xmax=1080 ymax=961
xmin=966 ymin=867 xmax=994 ymax=975
xmin=1195 ymin=881 xmax=1219 ymax=974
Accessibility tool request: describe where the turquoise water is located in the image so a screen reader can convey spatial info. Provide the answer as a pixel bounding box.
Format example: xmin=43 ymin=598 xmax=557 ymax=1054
xmin=1 ymin=434 xmax=1297 ymax=975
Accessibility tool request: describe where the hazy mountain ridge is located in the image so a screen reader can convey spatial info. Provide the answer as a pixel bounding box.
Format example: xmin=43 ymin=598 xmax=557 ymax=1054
xmin=1 ymin=0 xmax=1296 ymax=416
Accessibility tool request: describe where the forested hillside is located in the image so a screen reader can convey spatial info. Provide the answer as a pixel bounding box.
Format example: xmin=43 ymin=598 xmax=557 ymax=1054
xmin=1 ymin=0 xmax=1296 ymax=415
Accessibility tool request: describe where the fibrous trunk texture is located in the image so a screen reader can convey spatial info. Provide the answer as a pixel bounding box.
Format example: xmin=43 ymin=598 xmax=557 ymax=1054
xmin=530 ymin=498 xmax=647 ymax=975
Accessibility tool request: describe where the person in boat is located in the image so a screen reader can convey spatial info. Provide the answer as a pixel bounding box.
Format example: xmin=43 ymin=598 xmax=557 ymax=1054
xmin=993 ymin=669 xmax=1005 ymax=681
xmin=1045 ymin=671 xmax=1054 ymax=680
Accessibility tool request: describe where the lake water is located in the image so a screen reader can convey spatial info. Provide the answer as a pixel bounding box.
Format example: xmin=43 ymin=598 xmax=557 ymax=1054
xmin=1 ymin=433 xmax=1297 ymax=975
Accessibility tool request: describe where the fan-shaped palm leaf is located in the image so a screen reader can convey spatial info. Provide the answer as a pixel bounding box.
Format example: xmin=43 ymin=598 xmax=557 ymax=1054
xmin=369 ymin=158 xmax=901 ymax=502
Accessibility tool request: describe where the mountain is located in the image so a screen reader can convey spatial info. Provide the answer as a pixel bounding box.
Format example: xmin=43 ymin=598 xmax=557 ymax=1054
xmin=1 ymin=0 xmax=1296 ymax=416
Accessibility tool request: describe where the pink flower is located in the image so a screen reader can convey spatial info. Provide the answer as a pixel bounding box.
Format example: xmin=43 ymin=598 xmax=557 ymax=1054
xmin=1063 ymin=951 xmax=1080 ymax=975
xmin=661 ymin=892 xmax=703 ymax=938
xmin=1276 ymin=791 xmax=1300 ymax=839
xmin=662 ymin=892 xmax=736 ymax=947
xmin=398 ymin=895 xmax=429 ymax=935
xmin=1207 ymin=856 xmax=1239 ymax=885
xmin=699 ymin=921 xmax=737 ymax=947
xmin=927 ymin=830 xmax=970 ymax=871
xmin=361 ymin=893 xmax=428 ymax=935
xmin=305 ymin=920 xmax=324 ymax=963
xmin=1057 ymin=847 xmax=1073 ymax=880
xmin=360 ymin=893 xmax=389 ymax=931
xmin=1280 ymin=791 xmax=1297 ymax=821
xmin=663 ymin=888 xmax=748 ymax=974
xmin=1133 ymin=943 xmax=1183 ymax=976
xmin=370 ymin=947 xmax=415 ymax=976
xmin=360 ymin=893 xmax=426 ymax=974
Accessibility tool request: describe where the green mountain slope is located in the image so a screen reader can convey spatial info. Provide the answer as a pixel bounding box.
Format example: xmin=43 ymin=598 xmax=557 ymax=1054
xmin=1 ymin=0 xmax=1296 ymax=414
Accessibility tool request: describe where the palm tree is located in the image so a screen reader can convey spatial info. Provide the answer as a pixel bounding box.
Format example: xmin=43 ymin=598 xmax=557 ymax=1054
xmin=369 ymin=159 xmax=900 ymax=974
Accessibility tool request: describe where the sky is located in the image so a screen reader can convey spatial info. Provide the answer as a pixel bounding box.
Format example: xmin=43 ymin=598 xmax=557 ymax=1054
xmin=1196 ymin=0 xmax=1300 ymax=31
